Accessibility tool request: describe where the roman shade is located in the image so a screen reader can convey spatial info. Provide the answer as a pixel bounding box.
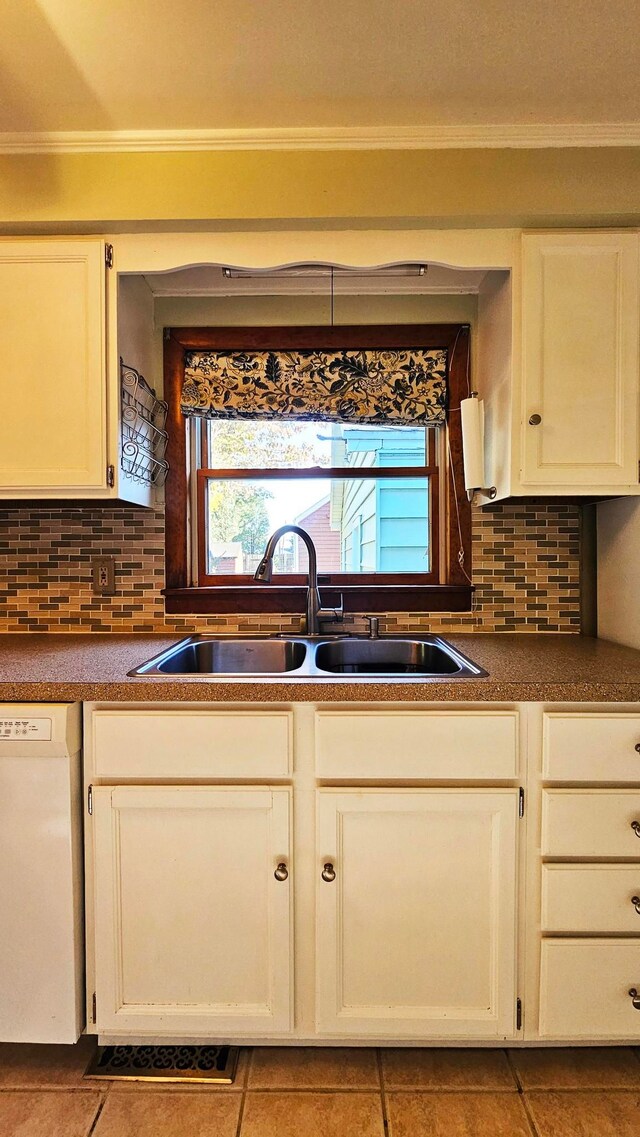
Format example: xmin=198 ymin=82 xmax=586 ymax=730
xmin=180 ymin=347 xmax=448 ymax=425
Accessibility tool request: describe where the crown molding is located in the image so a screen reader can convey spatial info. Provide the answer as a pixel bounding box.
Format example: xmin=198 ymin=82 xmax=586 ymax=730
xmin=1 ymin=122 xmax=640 ymax=154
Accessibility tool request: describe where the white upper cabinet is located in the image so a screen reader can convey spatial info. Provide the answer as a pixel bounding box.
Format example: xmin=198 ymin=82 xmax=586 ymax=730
xmin=0 ymin=239 xmax=108 ymax=494
xmin=520 ymin=232 xmax=639 ymax=489
xmin=3 ymin=228 xmax=637 ymax=500
xmin=0 ymin=238 xmax=154 ymax=503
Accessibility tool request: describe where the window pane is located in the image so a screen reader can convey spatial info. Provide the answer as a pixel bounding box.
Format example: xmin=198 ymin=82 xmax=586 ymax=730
xmin=207 ymin=420 xmax=429 ymax=469
xmin=205 ymin=477 xmax=431 ymax=575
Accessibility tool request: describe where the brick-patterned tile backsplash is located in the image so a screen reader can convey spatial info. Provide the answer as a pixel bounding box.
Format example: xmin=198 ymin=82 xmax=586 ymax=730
xmin=0 ymin=500 xmax=581 ymax=634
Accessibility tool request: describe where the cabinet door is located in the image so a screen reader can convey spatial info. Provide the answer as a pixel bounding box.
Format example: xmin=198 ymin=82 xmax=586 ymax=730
xmin=316 ymin=789 xmax=518 ymax=1038
xmin=0 ymin=239 xmax=107 ymax=492
xmin=92 ymin=786 xmax=292 ymax=1035
xmin=521 ymin=232 xmax=639 ymax=487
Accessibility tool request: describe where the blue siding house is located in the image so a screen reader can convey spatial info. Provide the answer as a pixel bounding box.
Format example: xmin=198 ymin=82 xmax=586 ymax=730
xmin=330 ymin=426 xmax=430 ymax=573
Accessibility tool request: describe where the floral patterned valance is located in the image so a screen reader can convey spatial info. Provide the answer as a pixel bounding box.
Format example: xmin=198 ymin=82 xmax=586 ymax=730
xmin=180 ymin=347 xmax=448 ymax=425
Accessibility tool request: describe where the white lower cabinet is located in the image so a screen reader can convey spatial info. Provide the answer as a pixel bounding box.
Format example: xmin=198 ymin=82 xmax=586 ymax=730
xmin=92 ymin=785 xmax=292 ymax=1035
xmin=542 ymin=865 xmax=640 ymax=934
xmin=87 ymin=701 xmax=640 ymax=1044
xmin=315 ymin=789 xmax=519 ymax=1038
xmin=540 ymin=941 xmax=640 ymax=1039
xmin=540 ymin=708 xmax=640 ymax=1040
xmin=87 ymin=703 xmax=524 ymax=1043
xmin=542 ymin=790 xmax=640 ymax=859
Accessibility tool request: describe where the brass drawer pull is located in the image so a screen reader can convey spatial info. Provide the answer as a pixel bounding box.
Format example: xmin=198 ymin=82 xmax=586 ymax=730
xmin=635 ymin=744 xmax=640 ymax=754
xmin=629 ymin=988 xmax=640 ymax=1010
xmin=631 ymin=822 xmax=640 ymax=838
xmin=321 ymin=862 xmax=336 ymax=883
xmin=528 ymin=413 xmax=542 ymax=426
xmin=274 ymin=862 xmax=289 ymax=882
xmin=632 ymin=896 xmax=640 ymax=914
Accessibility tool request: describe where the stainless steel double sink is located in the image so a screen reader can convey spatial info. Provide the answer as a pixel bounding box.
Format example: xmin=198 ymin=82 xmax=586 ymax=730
xmin=129 ymin=634 xmax=486 ymax=679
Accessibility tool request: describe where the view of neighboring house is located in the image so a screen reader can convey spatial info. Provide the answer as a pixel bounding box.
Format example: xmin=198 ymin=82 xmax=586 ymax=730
xmin=293 ymin=495 xmax=342 ymax=573
xmin=333 ymin=425 xmax=430 ymax=573
xmin=293 ymin=425 xmax=430 ymax=574
xmin=208 ymin=425 xmax=431 ymax=576
xmin=209 ymin=540 xmax=243 ymax=574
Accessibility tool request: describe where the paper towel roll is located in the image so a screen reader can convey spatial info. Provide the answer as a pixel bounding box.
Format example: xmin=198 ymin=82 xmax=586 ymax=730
xmin=460 ymin=395 xmax=485 ymax=492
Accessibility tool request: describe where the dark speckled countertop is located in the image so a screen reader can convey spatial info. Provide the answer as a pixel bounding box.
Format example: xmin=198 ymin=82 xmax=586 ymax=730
xmin=0 ymin=633 xmax=639 ymax=703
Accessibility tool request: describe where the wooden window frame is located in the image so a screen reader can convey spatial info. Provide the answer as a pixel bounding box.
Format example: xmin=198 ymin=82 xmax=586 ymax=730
xmin=164 ymin=324 xmax=472 ymax=615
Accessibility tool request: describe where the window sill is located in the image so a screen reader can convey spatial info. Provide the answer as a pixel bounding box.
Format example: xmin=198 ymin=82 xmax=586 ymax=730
xmin=163 ymin=584 xmax=473 ymax=615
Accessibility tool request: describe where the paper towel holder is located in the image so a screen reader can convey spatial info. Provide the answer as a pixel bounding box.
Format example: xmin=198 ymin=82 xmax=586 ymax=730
xmin=462 ymin=391 xmax=497 ymax=504
xmin=467 ymin=485 xmax=498 ymax=504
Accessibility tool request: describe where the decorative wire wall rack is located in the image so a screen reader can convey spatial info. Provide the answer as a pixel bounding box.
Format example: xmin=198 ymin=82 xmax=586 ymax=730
xmin=120 ymin=359 xmax=169 ymax=487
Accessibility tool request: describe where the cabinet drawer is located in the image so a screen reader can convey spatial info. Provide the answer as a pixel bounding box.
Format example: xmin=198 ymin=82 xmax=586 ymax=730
xmin=542 ymin=791 xmax=640 ymax=859
xmin=542 ymin=865 xmax=640 ymax=933
xmin=315 ymin=710 xmax=518 ymax=780
xmin=543 ymin=713 xmax=640 ymax=782
xmin=540 ymin=940 xmax=640 ymax=1038
xmin=91 ymin=710 xmax=292 ymax=779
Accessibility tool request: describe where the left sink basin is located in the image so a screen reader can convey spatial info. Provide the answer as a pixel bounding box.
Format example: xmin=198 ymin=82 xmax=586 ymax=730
xmin=130 ymin=638 xmax=307 ymax=676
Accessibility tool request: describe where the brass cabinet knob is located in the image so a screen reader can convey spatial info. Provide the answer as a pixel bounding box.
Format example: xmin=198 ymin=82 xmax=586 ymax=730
xmin=632 ymin=896 xmax=640 ymax=914
xmin=274 ymin=862 xmax=289 ymax=882
xmin=632 ymin=822 xmax=640 ymax=838
xmin=321 ymin=862 xmax=336 ymax=883
xmin=635 ymin=744 xmax=640 ymax=753
xmin=629 ymin=988 xmax=640 ymax=1009
xmin=528 ymin=413 xmax=542 ymax=426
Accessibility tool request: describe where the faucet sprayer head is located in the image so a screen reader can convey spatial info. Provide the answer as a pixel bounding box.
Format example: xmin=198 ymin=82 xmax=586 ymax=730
xmin=254 ymin=556 xmax=273 ymax=583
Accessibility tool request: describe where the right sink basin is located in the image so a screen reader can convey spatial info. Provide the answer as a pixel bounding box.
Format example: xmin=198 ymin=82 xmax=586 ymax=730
xmin=314 ymin=638 xmax=467 ymax=676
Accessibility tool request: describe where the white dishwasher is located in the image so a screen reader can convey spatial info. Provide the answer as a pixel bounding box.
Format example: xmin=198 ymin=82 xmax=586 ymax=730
xmin=0 ymin=703 xmax=84 ymax=1043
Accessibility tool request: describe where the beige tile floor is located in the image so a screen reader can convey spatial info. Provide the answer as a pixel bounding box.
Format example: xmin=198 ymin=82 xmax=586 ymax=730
xmin=1 ymin=1041 xmax=640 ymax=1135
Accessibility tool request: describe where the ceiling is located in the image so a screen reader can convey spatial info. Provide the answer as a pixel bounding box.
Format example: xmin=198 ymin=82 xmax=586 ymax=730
xmin=1 ymin=0 xmax=639 ymax=143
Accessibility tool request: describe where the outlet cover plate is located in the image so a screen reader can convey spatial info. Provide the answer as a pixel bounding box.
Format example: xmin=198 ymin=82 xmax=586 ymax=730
xmin=92 ymin=556 xmax=116 ymax=596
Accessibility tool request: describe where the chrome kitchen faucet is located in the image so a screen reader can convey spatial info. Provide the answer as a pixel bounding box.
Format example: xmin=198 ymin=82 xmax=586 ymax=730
xmin=253 ymin=525 xmax=342 ymax=637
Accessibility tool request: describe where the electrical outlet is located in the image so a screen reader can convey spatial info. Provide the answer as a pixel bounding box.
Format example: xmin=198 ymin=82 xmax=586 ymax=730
xmin=92 ymin=556 xmax=116 ymax=596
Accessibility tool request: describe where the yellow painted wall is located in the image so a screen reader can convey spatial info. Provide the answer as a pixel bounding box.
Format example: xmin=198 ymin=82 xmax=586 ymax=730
xmin=154 ymin=292 xmax=477 ymax=328
xmin=1 ymin=148 xmax=639 ymax=227
xmin=151 ymin=292 xmax=478 ymax=392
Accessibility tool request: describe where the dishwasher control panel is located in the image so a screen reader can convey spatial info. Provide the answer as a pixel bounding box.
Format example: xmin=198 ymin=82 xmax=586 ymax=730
xmin=0 ymin=718 xmax=52 ymax=741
